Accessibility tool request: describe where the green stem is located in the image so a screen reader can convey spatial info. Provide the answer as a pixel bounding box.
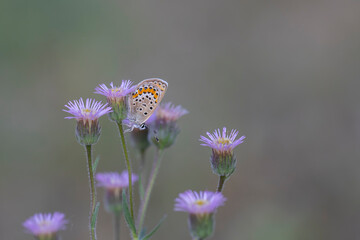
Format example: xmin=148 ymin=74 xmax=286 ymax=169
xmin=117 ymin=122 xmax=134 ymax=220
xmin=138 ymin=150 xmax=146 ymax=201
xmin=217 ymin=175 xmax=226 ymax=192
xmin=85 ymin=145 xmax=96 ymax=240
xmin=137 ymin=148 xmax=163 ymax=232
xmin=113 ymin=211 xmax=121 ymax=240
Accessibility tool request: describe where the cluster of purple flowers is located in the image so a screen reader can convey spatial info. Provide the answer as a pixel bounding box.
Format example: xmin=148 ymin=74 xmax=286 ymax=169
xmin=174 ymin=127 xmax=245 ymax=239
xmin=23 ymin=79 xmax=245 ymax=240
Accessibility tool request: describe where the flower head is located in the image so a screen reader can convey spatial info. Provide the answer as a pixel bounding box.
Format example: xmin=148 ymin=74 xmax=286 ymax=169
xmin=147 ymin=102 xmax=188 ymax=124
xmin=200 ymin=127 xmax=245 ymax=154
xmin=95 ymin=81 xmax=136 ymax=122
xmin=95 ymin=81 xmax=135 ymax=99
xmin=63 ymin=98 xmax=111 ymax=145
xmin=148 ymin=102 xmax=188 ymax=149
xmin=96 ymin=171 xmax=138 ymax=190
xmin=175 ymin=190 xmax=226 ymax=240
xmin=200 ymin=127 xmax=245 ymax=178
xmin=63 ymin=98 xmax=112 ymax=122
xmin=96 ymin=171 xmax=138 ymax=213
xmin=23 ymin=212 xmax=67 ymax=238
xmin=175 ymin=190 xmax=226 ymax=215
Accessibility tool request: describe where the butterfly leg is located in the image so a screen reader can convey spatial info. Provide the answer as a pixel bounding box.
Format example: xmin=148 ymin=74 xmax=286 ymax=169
xmin=124 ymin=125 xmax=135 ymax=133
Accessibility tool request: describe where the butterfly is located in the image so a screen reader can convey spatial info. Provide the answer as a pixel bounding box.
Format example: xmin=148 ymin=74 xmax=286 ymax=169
xmin=124 ymin=78 xmax=168 ymax=132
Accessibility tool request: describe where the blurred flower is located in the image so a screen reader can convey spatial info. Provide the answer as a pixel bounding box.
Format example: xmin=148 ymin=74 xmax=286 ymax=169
xmin=63 ymin=98 xmax=111 ymax=146
xmin=147 ymin=102 xmax=189 ymax=124
xmin=95 ymin=80 xmax=136 ymax=123
xmin=129 ymin=127 xmax=151 ymax=155
xmin=174 ymin=190 xmax=226 ymax=240
xmin=23 ymin=212 xmax=67 ymax=240
xmin=148 ymin=102 xmax=188 ymax=149
xmin=96 ymin=171 xmax=138 ymax=213
xmin=200 ymin=127 xmax=245 ymax=178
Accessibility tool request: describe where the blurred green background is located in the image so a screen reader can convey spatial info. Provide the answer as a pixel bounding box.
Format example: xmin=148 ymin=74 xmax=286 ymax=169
xmin=1 ymin=0 xmax=360 ymax=239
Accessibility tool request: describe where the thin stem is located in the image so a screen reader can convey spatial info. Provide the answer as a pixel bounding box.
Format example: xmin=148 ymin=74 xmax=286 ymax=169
xmin=217 ymin=175 xmax=226 ymax=192
xmin=117 ymin=122 xmax=134 ymax=220
xmin=138 ymin=150 xmax=146 ymax=201
xmin=113 ymin=211 xmax=121 ymax=240
xmin=85 ymin=145 xmax=96 ymax=240
xmin=137 ymin=148 xmax=163 ymax=232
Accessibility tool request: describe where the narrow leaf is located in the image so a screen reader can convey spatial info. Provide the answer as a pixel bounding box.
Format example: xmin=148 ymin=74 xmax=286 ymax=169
xmin=92 ymin=155 xmax=100 ymax=173
xmin=122 ymin=190 xmax=137 ymax=235
xmin=91 ymin=202 xmax=100 ymax=229
xmin=139 ymin=228 xmax=147 ymax=239
xmin=142 ymin=215 xmax=167 ymax=240
xmin=139 ymin=176 xmax=145 ymax=201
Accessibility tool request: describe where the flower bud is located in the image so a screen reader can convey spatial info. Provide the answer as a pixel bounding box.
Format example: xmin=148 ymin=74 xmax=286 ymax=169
xmin=149 ymin=121 xmax=179 ymax=149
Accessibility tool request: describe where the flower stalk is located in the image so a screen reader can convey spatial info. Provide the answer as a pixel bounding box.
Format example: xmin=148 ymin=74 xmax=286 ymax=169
xmin=137 ymin=148 xmax=163 ymax=232
xmin=85 ymin=145 xmax=97 ymax=240
xmin=113 ymin=211 xmax=121 ymax=240
xmin=216 ymin=175 xmax=226 ymax=192
xmin=117 ymin=122 xmax=134 ymax=220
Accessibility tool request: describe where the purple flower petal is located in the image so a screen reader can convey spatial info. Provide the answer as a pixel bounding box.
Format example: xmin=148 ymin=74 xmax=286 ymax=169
xmin=174 ymin=190 xmax=226 ymax=214
xmin=199 ymin=127 xmax=245 ymax=152
xmin=63 ymin=98 xmax=112 ymax=121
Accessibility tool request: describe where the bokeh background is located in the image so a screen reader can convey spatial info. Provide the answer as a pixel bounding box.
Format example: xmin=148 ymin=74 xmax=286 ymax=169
xmin=1 ymin=0 xmax=360 ymax=239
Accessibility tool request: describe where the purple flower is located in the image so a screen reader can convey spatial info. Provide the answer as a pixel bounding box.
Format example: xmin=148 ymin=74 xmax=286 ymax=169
xmin=147 ymin=102 xmax=188 ymax=149
xmin=200 ymin=127 xmax=245 ymax=178
xmin=94 ymin=81 xmax=135 ymax=99
xmin=63 ymin=98 xmax=112 ymax=122
xmin=96 ymin=171 xmax=138 ymax=190
xmin=175 ymin=191 xmax=225 ymax=239
xmin=94 ymin=81 xmax=136 ymax=122
xmin=200 ymin=127 xmax=245 ymax=154
xmin=63 ymin=98 xmax=111 ymax=145
xmin=96 ymin=171 xmax=138 ymax=212
xmin=23 ymin=212 xmax=67 ymax=237
xmin=147 ymin=102 xmax=188 ymax=124
xmin=175 ymin=190 xmax=226 ymax=215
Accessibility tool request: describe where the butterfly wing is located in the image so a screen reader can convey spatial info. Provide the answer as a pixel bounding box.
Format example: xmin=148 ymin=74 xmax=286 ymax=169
xmin=127 ymin=78 xmax=168 ymax=127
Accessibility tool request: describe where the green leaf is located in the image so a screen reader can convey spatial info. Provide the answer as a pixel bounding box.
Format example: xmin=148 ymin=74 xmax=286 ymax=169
xmin=92 ymin=155 xmax=100 ymax=173
xmin=141 ymin=215 xmax=166 ymax=240
xmin=91 ymin=202 xmax=100 ymax=229
xmin=139 ymin=228 xmax=147 ymax=239
xmin=139 ymin=176 xmax=145 ymax=201
xmin=122 ymin=190 xmax=137 ymax=235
